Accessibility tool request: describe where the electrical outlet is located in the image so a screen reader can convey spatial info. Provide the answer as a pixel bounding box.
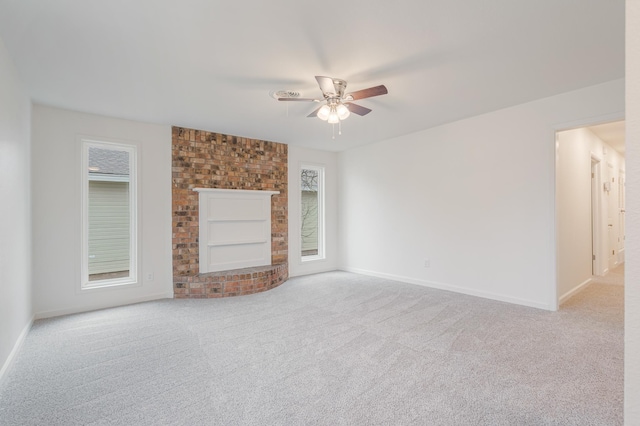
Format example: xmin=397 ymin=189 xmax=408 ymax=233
xmin=423 ymin=259 xmax=430 ymax=268
xmin=146 ymin=273 xmax=154 ymax=281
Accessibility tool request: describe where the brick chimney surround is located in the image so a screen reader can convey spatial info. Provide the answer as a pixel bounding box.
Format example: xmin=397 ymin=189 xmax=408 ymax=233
xmin=171 ymin=126 xmax=288 ymax=298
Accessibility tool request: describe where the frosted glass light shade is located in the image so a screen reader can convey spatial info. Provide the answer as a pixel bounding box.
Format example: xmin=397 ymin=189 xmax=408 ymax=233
xmin=336 ymin=103 xmax=350 ymax=120
xmin=317 ymin=105 xmax=331 ymax=120
xmin=327 ymin=107 xmax=339 ymax=124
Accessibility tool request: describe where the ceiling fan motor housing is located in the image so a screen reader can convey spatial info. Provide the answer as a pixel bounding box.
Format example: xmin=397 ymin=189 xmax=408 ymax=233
xmin=329 ymin=79 xmax=347 ymax=98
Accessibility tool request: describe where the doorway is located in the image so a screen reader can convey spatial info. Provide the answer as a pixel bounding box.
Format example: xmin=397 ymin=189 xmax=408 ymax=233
xmin=556 ymin=120 xmax=625 ymax=306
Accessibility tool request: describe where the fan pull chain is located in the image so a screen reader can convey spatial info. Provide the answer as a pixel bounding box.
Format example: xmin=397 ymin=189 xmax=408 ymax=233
xmin=339 ymin=120 xmax=342 ymax=135
xmin=332 ymin=123 xmax=335 ymax=140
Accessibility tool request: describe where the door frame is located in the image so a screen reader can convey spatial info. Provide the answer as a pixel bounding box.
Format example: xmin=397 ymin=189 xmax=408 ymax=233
xmin=591 ymin=153 xmax=604 ymax=276
xmin=553 ymin=112 xmax=624 ymax=310
xmin=618 ymin=168 xmax=626 ymax=263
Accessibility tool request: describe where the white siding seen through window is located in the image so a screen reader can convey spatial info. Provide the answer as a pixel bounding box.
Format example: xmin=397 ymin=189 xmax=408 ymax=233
xmin=81 ymin=140 xmax=138 ymax=289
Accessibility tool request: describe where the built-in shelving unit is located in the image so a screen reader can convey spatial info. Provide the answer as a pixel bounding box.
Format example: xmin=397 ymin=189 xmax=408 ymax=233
xmin=194 ymin=188 xmax=279 ymax=273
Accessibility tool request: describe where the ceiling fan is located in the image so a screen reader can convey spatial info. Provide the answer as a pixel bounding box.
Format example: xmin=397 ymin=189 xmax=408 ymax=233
xmin=276 ymin=76 xmax=388 ymax=124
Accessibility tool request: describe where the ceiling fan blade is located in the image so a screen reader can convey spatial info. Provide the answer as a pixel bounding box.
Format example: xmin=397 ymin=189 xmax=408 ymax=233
xmin=315 ymin=76 xmax=337 ymax=96
xmin=345 ymin=85 xmax=388 ymax=101
xmin=345 ymin=102 xmax=372 ymax=116
xmin=277 ymin=97 xmax=321 ymax=102
xmin=307 ymin=106 xmax=322 ymax=118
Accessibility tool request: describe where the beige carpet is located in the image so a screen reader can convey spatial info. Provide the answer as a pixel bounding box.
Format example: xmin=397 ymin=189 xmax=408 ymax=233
xmin=588 ymin=262 xmax=624 ymax=287
xmin=0 ymin=269 xmax=624 ymax=425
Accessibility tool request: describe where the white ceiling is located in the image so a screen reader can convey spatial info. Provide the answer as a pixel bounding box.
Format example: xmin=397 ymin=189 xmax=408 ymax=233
xmin=0 ymin=1 xmax=624 ymax=152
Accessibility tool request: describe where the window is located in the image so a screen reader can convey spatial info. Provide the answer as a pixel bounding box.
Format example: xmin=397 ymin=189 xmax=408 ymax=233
xmin=81 ymin=139 xmax=137 ymax=289
xmin=300 ymin=165 xmax=324 ymax=261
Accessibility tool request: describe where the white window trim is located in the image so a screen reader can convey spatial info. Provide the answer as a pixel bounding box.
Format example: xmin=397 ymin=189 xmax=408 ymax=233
xmin=80 ymin=138 xmax=139 ymax=290
xmin=300 ymin=163 xmax=325 ymax=262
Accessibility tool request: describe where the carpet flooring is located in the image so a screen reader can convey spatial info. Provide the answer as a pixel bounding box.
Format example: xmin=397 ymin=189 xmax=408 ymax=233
xmin=0 ymin=268 xmax=624 ymax=425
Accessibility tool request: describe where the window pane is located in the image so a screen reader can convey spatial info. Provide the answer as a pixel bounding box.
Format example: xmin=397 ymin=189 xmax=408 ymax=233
xmin=84 ymin=143 xmax=135 ymax=286
xmin=301 ymin=168 xmax=319 ymax=257
xmin=88 ymin=180 xmax=130 ymax=280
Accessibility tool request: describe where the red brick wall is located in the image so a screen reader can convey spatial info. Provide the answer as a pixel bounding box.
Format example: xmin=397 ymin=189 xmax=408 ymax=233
xmin=171 ymin=126 xmax=288 ymax=297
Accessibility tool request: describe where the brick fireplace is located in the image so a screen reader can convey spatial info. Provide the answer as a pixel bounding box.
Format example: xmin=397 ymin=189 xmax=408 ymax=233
xmin=171 ymin=127 xmax=288 ymax=298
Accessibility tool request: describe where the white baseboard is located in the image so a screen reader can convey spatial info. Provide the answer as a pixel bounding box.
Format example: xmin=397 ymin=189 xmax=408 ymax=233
xmin=559 ymin=278 xmax=592 ymax=305
xmin=340 ymin=267 xmax=554 ymax=311
xmin=0 ymin=315 xmax=34 ymax=388
xmin=289 ymin=265 xmax=338 ymax=278
xmin=34 ymin=292 xmax=174 ymax=320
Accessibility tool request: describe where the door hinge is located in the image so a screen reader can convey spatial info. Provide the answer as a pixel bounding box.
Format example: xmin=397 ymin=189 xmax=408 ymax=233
xmin=593 ymin=254 xmax=596 ymax=260
xmin=592 ymin=172 xmax=594 ymax=178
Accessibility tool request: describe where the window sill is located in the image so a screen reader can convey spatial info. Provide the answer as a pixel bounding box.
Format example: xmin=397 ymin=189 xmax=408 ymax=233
xmin=301 ymin=255 xmax=326 ymax=263
xmin=81 ymin=278 xmax=139 ymax=292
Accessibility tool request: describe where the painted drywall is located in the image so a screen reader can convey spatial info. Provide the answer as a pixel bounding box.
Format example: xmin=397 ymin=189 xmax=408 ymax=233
xmin=556 ymin=127 xmax=625 ymax=302
xmin=625 ymin=0 xmax=640 ymax=422
xmin=0 ymin=38 xmax=32 ymax=380
xmin=31 ymin=105 xmax=173 ymax=318
xmin=338 ymin=79 xmax=624 ymax=311
xmin=288 ymin=145 xmax=339 ymax=276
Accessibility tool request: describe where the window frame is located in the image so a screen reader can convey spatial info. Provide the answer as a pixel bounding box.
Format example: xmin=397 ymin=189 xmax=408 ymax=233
xmin=80 ymin=138 xmax=139 ymax=290
xmin=300 ymin=163 xmax=325 ymax=262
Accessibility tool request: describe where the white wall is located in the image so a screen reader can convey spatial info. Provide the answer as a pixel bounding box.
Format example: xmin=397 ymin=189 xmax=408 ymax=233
xmin=32 ymin=105 xmax=173 ymax=318
xmin=625 ymin=0 xmax=640 ymax=422
xmin=556 ymin=127 xmax=625 ymax=303
xmin=0 ymin=38 xmax=32 ymax=381
xmin=288 ymin=145 xmax=339 ymax=276
xmin=338 ymin=79 xmax=624 ymax=311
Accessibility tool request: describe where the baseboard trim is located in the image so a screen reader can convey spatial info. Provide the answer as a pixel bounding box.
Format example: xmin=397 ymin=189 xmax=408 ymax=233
xmin=559 ymin=278 xmax=592 ymax=306
xmin=0 ymin=315 xmax=34 ymax=388
xmin=340 ymin=267 xmax=553 ymax=311
xmin=34 ymin=292 xmax=174 ymax=320
xmin=289 ymin=265 xmax=339 ymax=278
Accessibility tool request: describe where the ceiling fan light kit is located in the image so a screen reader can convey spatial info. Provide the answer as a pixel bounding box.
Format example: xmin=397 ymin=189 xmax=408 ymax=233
xmin=273 ymin=76 xmax=388 ymax=135
xmin=317 ymin=102 xmax=350 ymax=123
